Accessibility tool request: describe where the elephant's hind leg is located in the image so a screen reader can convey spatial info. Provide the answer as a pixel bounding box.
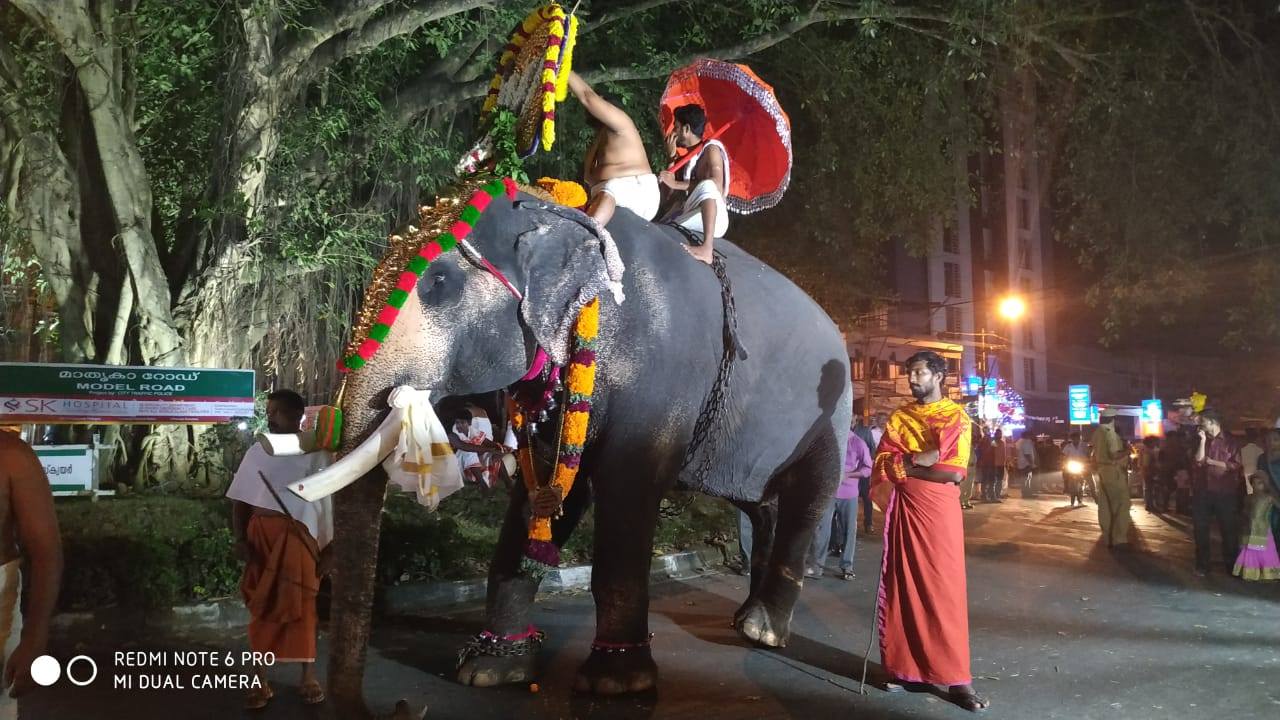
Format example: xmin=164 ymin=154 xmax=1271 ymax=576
xmin=730 ymin=498 xmax=777 ymax=625
xmin=735 ymin=435 xmax=840 ymax=648
xmin=458 ymin=478 xmax=592 ymax=688
xmin=573 ymin=472 xmax=662 ymax=695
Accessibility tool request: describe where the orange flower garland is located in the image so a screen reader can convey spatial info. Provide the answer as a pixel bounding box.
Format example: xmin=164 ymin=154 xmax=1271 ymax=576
xmin=517 ymin=297 xmax=599 ymax=572
xmin=535 ymin=177 xmax=588 ymax=209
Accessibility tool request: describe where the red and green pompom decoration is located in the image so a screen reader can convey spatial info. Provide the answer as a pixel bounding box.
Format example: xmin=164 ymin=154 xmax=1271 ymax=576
xmin=340 ymin=177 xmax=519 ymax=372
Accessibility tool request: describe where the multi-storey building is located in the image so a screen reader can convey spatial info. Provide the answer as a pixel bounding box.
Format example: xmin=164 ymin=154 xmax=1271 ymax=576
xmin=854 ymin=71 xmax=1053 ymax=420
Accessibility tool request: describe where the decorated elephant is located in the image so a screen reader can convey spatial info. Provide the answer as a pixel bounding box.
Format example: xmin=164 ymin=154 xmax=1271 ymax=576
xmin=294 ymin=177 xmax=850 ymax=710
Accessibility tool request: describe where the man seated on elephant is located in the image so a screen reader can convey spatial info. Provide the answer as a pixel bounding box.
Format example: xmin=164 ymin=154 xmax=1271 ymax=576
xmin=569 ymin=71 xmax=660 ymax=226
xmin=658 ymin=103 xmax=728 ymax=265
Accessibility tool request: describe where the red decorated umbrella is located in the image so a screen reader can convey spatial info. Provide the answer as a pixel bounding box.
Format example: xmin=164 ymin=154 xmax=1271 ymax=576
xmin=659 ymin=59 xmax=792 ymax=214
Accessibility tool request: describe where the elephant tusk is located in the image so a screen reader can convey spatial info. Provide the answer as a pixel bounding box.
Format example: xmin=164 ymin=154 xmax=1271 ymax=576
xmin=287 ymin=407 xmax=404 ymax=502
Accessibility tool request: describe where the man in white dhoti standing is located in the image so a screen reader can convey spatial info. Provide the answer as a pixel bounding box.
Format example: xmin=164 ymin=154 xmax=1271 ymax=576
xmin=227 ymin=390 xmax=334 ymax=709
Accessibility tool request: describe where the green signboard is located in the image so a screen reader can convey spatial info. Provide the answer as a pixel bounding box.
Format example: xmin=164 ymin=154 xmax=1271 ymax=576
xmin=34 ymin=445 xmax=96 ymax=495
xmin=0 ymin=362 xmax=255 ymax=424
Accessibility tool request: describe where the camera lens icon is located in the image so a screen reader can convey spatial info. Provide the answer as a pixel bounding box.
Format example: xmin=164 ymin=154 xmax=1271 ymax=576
xmin=30 ymin=656 xmax=60 ymax=687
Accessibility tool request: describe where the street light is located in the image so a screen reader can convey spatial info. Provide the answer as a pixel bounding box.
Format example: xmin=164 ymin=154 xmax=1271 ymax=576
xmin=977 ymin=295 xmax=1027 ymax=424
xmin=998 ymin=295 xmax=1027 ymax=321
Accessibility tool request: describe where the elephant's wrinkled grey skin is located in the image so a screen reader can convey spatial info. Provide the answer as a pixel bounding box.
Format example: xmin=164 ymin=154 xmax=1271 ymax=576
xmin=329 ymin=192 xmax=850 ymax=703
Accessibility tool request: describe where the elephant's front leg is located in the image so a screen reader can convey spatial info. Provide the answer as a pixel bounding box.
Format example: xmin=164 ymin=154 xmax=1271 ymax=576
xmin=573 ymin=479 xmax=662 ymax=695
xmin=457 ymin=478 xmax=591 ymax=687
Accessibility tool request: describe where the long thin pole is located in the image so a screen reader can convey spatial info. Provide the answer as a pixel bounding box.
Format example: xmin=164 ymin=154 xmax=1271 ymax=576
xmin=864 ymin=335 xmax=873 ymax=424
xmin=978 ymin=327 xmax=987 ymax=422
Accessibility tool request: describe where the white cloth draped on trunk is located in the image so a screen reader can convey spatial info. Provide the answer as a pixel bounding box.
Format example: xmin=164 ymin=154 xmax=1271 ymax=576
xmin=384 ymin=386 xmax=464 ymax=510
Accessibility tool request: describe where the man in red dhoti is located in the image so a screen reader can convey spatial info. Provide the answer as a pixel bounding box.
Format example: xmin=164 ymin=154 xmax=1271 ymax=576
xmin=871 ymin=351 xmax=989 ymax=712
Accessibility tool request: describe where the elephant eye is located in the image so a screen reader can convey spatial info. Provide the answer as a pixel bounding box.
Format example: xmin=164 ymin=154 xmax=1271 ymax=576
xmin=420 ymin=269 xmax=459 ymax=306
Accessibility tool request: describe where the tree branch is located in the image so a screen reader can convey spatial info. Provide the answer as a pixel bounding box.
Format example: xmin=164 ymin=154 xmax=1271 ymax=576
xmin=386 ymin=3 xmax=887 ymax=125
xmin=0 ymin=35 xmax=23 ymax=93
xmin=580 ymin=0 xmax=682 ymax=35
xmin=306 ymin=0 xmax=494 ymax=75
xmin=273 ymin=0 xmax=396 ymax=76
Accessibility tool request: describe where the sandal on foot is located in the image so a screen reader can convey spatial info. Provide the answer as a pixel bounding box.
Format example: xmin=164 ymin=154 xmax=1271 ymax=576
xmin=244 ymin=684 xmax=274 ymax=710
xmin=882 ymin=681 xmax=906 ymax=693
xmin=950 ymin=689 xmax=990 ymax=712
xmin=300 ymin=679 xmax=326 ymax=705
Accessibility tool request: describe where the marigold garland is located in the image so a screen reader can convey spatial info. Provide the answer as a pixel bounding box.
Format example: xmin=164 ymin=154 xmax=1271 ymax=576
xmin=535 ymin=176 xmax=588 ymax=209
xmin=479 ymin=4 xmax=578 ymax=156
xmin=338 ymin=177 xmax=519 ymax=372
xmin=516 ymin=296 xmax=599 ymax=571
xmin=555 ymin=14 xmax=578 ymax=103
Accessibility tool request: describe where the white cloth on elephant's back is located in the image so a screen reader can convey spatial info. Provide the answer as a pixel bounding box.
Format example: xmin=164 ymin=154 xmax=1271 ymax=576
xmin=227 ymin=445 xmax=334 ymax=548
xmin=384 ymin=386 xmax=463 ymax=511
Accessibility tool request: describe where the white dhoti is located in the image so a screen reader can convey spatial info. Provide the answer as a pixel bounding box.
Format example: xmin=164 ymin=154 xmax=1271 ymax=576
xmin=593 ymin=173 xmax=661 ymax=222
xmin=673 ymin=179 xmax=729 ymax=239
xmin=0 ymin=559 xmax=23 ymax=718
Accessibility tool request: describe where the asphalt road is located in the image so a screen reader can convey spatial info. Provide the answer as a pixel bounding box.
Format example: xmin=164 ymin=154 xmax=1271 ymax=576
xmin=20 ymin=493 xmax=1280 ymax=719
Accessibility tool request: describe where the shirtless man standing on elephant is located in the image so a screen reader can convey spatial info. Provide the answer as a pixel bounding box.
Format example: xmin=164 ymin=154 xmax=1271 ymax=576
xmin=568 ymin=71 xmax=660 ymax=226
xmin=0 ymin=430 xmax=63 ymax=714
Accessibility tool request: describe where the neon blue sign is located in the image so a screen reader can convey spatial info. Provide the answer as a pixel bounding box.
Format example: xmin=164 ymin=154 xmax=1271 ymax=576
xmin=1068 ymin=385 xmax=1092 ymax=425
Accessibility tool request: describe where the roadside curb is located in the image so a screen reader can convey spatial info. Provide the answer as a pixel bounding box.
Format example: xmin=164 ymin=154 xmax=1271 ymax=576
xmin=381 ymin=546 xmax=728 ymax=617
xmin=51 ymin=546 xmax=730 ymax=634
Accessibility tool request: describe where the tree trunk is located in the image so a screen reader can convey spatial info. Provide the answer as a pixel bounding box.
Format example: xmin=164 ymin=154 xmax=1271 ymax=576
xmin=12 ymin=0 xmax=186 ymax=368
xmin=3 ymin=132 xmax=97 ymax=362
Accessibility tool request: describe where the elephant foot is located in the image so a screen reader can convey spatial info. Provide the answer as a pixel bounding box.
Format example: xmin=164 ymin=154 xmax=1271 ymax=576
xmin=456 ymin=653 xmax=538 ymax=688
xmin=573 ymin=646 xmax=658 ymax=695
xmin=733 ymin=599 xmax=791 ymax=648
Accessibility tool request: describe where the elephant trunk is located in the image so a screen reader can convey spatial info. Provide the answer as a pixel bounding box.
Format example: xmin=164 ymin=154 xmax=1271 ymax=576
xmin=325 ymin=370 xmax=395 ymax=716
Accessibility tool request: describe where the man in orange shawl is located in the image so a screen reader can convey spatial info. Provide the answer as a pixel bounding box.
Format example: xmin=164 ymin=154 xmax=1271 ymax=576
xmin=871 ymin=351 xmax=988 ymax=712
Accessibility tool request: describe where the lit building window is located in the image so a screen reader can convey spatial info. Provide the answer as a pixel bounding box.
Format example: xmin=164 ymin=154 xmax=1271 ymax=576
xmin=1023 ymin=357 xmax=1037 ymax=391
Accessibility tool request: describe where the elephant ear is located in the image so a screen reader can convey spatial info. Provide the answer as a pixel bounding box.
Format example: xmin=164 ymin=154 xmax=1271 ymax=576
xmin=515 ymin=201 xmax=625 ymax=365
